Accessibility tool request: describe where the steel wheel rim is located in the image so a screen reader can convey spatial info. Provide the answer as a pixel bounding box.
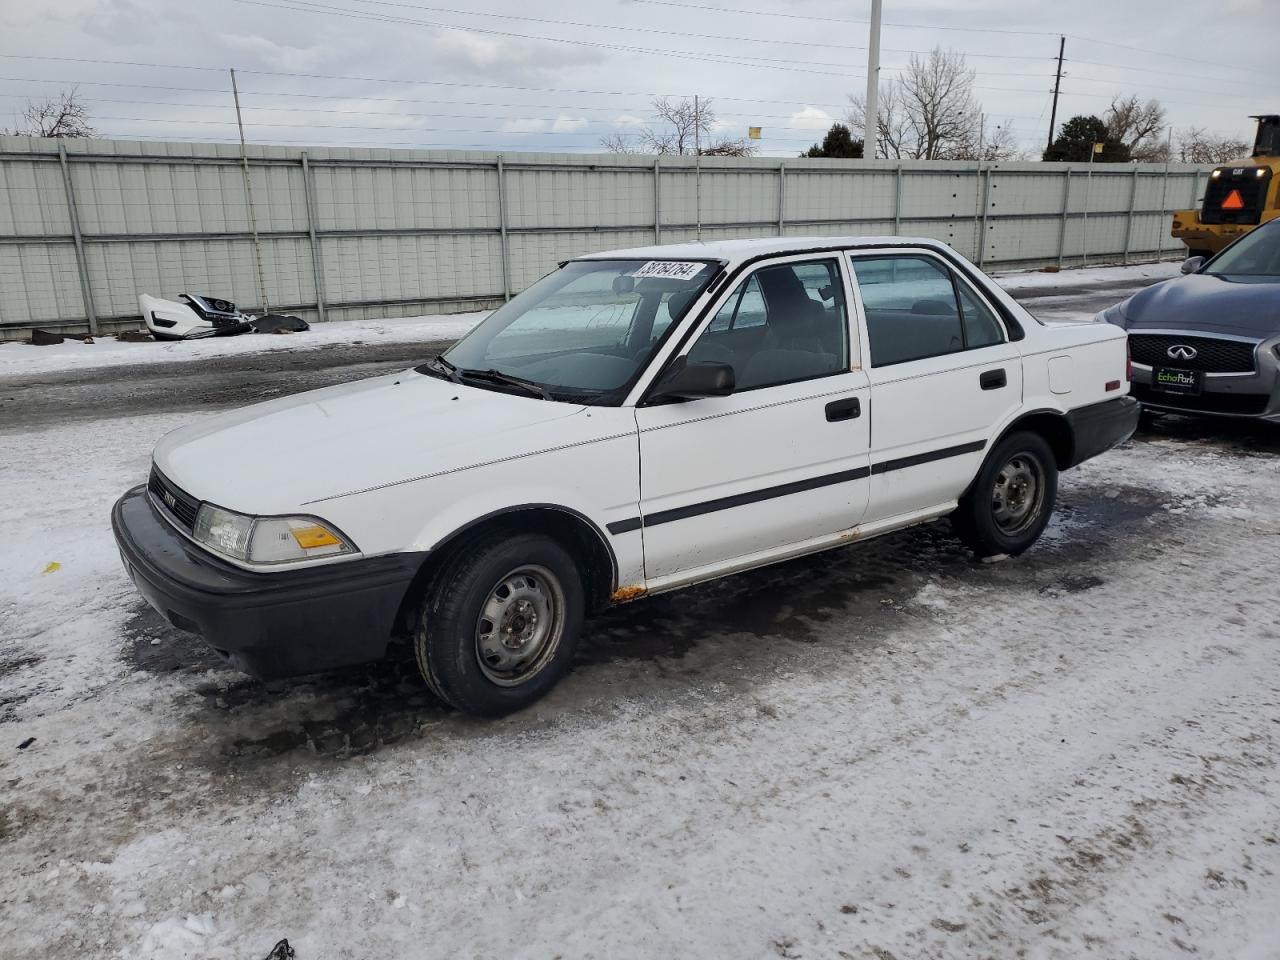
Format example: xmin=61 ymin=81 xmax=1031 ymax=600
xmin=990 ymin=452 xmax=1045 ymax=536
xmin=474 ymin=564 xmax=564 ymax=687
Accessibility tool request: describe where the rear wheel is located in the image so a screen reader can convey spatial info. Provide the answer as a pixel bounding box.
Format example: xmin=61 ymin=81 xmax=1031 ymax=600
xmin=414 ymin=532 xmax=584 ymax=716
xmin=951 ymin=431 xmax=1058 ymax=558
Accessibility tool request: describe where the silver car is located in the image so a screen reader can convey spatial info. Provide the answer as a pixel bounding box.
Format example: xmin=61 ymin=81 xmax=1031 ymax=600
xmin=1098 ymin=218 xmax=1280 ymax=420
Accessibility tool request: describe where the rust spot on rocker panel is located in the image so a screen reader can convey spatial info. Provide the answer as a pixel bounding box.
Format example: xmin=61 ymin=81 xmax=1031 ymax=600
xmin=610 ymin=584 xmax=648 ymax=603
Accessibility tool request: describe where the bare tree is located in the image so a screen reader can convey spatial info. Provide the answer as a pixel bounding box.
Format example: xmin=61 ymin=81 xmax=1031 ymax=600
xmin=953 ymin=120 xmax=1020 ymax=161
xmin=601 ymin=96 xmax=754 ymax=156
xmin=848 ymin=48 xmax=982 ymax=160
xmin=3 ymin=89 xmax=95 ymax=138
xmin=1104 ymin=95 xmax=1167 ymax=161
xmin=1176 ymin=126 xmax=1251 ymax=164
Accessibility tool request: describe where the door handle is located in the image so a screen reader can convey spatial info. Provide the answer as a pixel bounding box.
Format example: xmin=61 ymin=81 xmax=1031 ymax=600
xmin=980 ymin=368 xmax=1007 ymax=390
xmin=825 ymin=397 xmax=861 ymax=422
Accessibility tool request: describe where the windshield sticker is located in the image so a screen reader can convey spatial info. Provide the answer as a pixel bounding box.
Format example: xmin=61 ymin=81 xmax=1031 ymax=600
xmin=631 ymin=260 xmax=707 ymax=281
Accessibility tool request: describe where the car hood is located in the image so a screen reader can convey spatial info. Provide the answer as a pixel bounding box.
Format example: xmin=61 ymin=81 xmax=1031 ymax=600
xmin=153 ymin=371 xmax=592 ymax=514
xmin=1123 ymin=272 xmax=1280 ymax=338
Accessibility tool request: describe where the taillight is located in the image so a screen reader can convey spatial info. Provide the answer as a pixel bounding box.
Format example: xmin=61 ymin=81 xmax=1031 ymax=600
xmin=1126 ymin=339 xmax=1132 ymax=382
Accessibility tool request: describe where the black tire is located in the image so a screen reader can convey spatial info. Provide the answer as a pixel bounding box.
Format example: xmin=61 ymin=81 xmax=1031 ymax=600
xmin=951 ymin=431 xmax=1058 ymax=558
xmin=414 ymin=532 xmax=585 ymax=716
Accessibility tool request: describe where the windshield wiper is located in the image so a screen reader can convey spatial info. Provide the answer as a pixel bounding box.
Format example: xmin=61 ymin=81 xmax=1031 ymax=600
xmin=458 ymin=367 xmax=553 ymax=401
xmin=418 ymin=355 xmax=462 ymax=383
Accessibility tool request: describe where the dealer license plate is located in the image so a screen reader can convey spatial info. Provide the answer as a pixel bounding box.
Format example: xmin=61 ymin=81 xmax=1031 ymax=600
xmin=1152 ymin=367 xmax=1202 ymax=396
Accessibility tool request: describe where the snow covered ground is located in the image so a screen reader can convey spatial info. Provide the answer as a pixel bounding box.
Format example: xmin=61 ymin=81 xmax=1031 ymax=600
xmin=5 ymin=259 xmax=1277 ymax=960
xmin=0 ymin=312 xmax=486 ymax=377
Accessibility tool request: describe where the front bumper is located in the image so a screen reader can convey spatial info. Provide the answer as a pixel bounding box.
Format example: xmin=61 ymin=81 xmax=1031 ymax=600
xmin=1064 ymin=396 xmax=1140 ymax=468
xmin=112 ymin=485 xmax=424 ymax=679
xmin=1130 ymin=362 xmax=1280 ymax=420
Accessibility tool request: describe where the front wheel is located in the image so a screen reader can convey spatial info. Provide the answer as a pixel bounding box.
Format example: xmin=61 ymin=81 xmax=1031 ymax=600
xmin=414 ymin=532 xmax=585 ymax=716
xmin=951 ymin=431 xmax=1058 ymax=558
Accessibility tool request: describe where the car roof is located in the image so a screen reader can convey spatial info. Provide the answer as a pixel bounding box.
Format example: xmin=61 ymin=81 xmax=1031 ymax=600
xmin=576 ymin=235 xmax=951 ymax=266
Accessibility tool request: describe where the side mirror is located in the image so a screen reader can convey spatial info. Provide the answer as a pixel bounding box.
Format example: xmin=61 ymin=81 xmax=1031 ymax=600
xmin=649 ymin=358 xmax=735 ymax=402
xmin=1181 ymin=255 xmax=1206 ymax=274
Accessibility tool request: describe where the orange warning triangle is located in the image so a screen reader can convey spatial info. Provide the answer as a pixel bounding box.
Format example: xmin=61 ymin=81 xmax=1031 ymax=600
xmin=1221 ymin=189 xmax=1245 ymax=210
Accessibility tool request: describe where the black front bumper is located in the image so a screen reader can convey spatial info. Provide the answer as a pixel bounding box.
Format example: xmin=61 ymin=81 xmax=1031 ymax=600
xmin=1065 ymin=395 xmax=1140 ymax=468
xmin=112 ymin=486 xmax=424 ymax=679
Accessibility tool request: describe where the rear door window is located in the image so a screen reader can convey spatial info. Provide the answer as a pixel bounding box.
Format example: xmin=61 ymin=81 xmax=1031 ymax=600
xmin=851 ymin=254 xmax=1005 ymax=366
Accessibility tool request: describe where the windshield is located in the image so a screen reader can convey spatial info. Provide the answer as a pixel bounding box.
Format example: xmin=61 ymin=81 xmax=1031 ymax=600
xmin=434 ymin=258 xmax=718 ymax=403
xmin=1205 ymin=221 xmax=1280 ymax=277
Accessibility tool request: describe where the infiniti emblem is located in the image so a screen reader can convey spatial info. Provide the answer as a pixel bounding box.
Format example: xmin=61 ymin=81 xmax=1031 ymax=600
xmin=163 ymin=490 xmax=177 ymax=510
xmin=1167 ymin=344 xmax=1198 ymax=361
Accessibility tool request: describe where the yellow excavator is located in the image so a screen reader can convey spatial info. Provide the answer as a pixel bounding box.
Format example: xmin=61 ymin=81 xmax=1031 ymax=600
xmin=1171 ymin=115 xmax=1279 ymax=258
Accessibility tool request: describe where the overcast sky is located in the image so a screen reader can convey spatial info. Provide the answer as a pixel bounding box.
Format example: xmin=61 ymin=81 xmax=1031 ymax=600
xmin=1 ymin=0 xmax=1274 ymax=157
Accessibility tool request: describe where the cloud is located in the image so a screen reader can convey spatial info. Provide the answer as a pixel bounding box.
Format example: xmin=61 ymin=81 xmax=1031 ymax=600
xmin=787 ymin=107 xmax=836 ymax=131
xmin=219 ymin=33 xmax=331 ymax=73
xmin=426 ymin=30 xmax=602 ymax=84
xmin=501 ymin=117 xmax=548 ymax=134
xmin=551 ymin=116 xmax=588 ymax=133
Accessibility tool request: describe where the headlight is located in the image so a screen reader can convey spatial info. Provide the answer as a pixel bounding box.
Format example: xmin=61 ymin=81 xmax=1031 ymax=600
xmin=1095 ymin=299 xmax=1131 ymax=327
xmin=193 ymin=504 xmax=356 ymax=565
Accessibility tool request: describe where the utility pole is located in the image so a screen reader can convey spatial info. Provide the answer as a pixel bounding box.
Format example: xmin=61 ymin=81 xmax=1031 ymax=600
xmin=864 ymin=0 xmax=882 ymax=159
xmin=230 ymin=68 xmax=270 ymax=316
xmin=1047 ymin=35 xmax=1065 ymax=152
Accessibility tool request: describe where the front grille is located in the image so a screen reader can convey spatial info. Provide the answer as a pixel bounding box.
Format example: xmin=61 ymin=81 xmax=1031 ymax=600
xmin=147 ymin=466 xmax=201 ymax=531
xmin=1132 ymin=384 xmax=1271 ymax=416
xmin=1129 ymin=334 xmax=1257 ymax=373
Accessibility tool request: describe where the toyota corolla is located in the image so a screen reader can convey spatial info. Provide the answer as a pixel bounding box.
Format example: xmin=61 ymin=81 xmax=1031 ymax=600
xmin=114 ymin=237 xmax=1136 ymax=716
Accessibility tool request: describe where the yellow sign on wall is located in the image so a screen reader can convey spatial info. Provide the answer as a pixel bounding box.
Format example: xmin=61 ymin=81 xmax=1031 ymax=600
xmin=748 ymin=127 xmax=762 ymax=140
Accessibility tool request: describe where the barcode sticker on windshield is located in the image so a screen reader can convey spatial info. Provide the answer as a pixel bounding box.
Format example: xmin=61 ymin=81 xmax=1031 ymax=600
xmin=631 ymin=260 xmax=706 ymax=281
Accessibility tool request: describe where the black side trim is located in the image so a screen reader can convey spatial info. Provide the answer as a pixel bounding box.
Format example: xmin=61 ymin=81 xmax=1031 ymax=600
xmin=606 ymin=517 xmax=643 ymax=534
xmin=612 ymin=437 xmax=990 ymax=533
xmin=871 ymin=440 xmax=987 ymax=475
xmin=610 ymin=465 xmax=871 ymax=533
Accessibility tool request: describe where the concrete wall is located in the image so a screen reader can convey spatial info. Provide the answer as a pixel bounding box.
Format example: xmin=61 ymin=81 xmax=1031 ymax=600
xmin=0 ymin=135 xmax=1213 ymax=338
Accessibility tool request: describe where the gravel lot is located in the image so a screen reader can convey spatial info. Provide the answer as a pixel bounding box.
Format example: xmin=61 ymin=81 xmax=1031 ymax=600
xmin=3 ymin=262 xmax=1278 ymax=960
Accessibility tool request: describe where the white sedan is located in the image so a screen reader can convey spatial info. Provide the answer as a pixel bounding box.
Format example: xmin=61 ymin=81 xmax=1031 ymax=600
xmin=113 ymin=237 xmax=1137 ymax=715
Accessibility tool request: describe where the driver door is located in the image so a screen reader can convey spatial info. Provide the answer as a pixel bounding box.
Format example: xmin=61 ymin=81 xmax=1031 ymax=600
xmin=632 ymin=255 xmax=872 ymax=588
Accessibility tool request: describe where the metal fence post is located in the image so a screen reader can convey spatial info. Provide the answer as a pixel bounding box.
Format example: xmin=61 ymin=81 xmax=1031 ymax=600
xmin=777 ymin=162 xmax=786 ymax=236
xmin=1156 ymin=162 xmax=1171 ymax=255
xmin=57 ymin=141 xmax=98 ymax=335
xmin=977 ymin=165 xmax=993 ymax=267
xmin=1122 ymin=165 xmax=1138 ymax=264
xmin=496 ymin=155 xmax=511 ymax=301
xmin=653 ymin=157 xmax=661 ymax=243
xmin=1056 ymin=168 xmax=1072 ymax=268
xmin=300 ymin=152 xmax=327 ymax=323
xmin=893 ymin=164 xmax=903 ymax=235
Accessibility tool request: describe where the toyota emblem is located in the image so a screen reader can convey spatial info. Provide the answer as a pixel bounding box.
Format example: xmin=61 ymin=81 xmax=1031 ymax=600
xmin=1167 ymin=344 xmax=1198 ymax=361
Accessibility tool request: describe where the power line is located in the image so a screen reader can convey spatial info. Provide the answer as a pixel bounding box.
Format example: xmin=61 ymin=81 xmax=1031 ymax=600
xmin=626 ymin=0 xmax=1267 ymax=77
xmin=299 ymin=0 xmax=1067 ymax=63
xmin=230 ymin=0 xmax=871 ymax=78
xmin=0 ymin=57 xmax=849 ymax=106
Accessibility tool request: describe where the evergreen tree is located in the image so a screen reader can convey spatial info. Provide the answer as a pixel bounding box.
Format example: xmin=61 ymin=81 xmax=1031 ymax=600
xmin=1043 ymin=115 xmax=1131 ymax=162
xmin=801 ymin=123 xmax=864 ymax=159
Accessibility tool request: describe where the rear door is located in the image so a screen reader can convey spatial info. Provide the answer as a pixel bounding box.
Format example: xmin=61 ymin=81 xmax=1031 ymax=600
xmin=846 ymin=251 xmax=1023 ymax=522
xmin=632 ymin=254 xmax=872 ymax=586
